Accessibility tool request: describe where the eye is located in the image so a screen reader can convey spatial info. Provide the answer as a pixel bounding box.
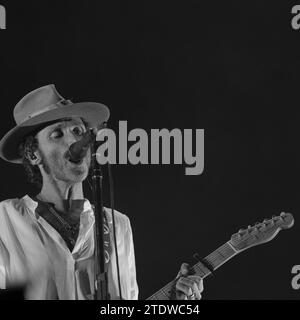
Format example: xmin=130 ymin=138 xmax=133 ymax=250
xmin=50 ymin=129 xmax=63 ymax=139
xmin=72 ymin=126 xmax=84 ymax=136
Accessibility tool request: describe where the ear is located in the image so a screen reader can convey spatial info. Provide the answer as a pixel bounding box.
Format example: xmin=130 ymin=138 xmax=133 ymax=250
xmin=26 ymin=150 xmax=42 ymax=165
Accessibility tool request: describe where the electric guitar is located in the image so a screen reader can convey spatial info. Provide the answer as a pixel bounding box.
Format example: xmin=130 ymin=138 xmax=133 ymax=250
xmin=147 ymin=212 xmax=294 ymax=300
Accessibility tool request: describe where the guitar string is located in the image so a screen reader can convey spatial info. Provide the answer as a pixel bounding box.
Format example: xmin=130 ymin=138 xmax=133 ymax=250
xmin=147 ymin=223 xmax=279 ymax=299
xmin=147 ymin=243 xmax=237 ymax=300
xmin=148 ymin=245 xmax=234 ymax=299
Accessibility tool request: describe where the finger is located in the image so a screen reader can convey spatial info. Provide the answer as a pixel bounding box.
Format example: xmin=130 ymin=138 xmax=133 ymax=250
xmin=176 ymin=277 xmax=194 ymax=296
xmin=178 ymin=263 xmax=190 ymax=277
xmin=176 ymin=281 xmax=201 ymax=300
xmin=176 ymin=276 xmax=203 ymax=300
xmin=186 ymin=275 xmax=204 ymax=293
xmin=192 ymin=282 xmax=202 ymax=300
xmin=176 ymin=290 xmax=188 ymax=300
xmin=176 ymin=283 xmax=202 ymax=300
xmin=178 ymin=276 xmax=200 ymax=288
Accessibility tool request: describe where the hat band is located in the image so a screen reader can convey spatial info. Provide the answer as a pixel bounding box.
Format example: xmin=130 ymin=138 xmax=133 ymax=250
xmin=22 ymin=99 xmax=73 ymax=122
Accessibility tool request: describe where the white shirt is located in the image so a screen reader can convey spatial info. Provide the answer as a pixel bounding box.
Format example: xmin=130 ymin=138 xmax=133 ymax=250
xmin=0 ymin=195 xmax=138 ymax=300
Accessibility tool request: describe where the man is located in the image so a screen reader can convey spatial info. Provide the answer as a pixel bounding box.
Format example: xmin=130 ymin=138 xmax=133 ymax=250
xmin=0 ymin=84 xmax=203 ymax=300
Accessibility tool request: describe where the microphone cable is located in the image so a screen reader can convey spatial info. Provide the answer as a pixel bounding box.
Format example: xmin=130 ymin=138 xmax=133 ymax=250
xmin=107 ymin=160 xmax=123 ymax=301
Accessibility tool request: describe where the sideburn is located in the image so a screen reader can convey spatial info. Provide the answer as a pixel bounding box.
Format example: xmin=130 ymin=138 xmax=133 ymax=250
xmin=39 ymin=150 xmax=51 ymax=175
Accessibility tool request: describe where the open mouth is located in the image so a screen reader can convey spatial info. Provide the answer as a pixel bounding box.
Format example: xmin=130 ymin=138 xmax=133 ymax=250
xmin=65 ymin=153 xmax=84 ymax=165
xmin=69 ymin=158 xmax=83 ymax=165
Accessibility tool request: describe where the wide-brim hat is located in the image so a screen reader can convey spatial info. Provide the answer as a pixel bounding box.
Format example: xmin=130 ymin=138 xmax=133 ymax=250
xmin=0 ymin=84 xmax=110 ymax=164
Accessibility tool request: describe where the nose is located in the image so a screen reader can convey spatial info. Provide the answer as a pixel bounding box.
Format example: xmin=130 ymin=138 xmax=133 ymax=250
xmin=65 ymin=130 xmax=81 ymax=147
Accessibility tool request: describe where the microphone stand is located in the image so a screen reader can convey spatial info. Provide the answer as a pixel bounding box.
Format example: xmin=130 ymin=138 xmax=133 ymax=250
xmin=90 ymin=128 xmax=109 ymax=300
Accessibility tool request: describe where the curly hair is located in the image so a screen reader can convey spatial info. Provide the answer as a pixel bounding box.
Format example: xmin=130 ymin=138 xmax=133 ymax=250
xmin=18 ymin=135 xmax=43 ymax=188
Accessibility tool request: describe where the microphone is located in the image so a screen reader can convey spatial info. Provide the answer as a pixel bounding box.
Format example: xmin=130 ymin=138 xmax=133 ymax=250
xmin=67 ymin=130 xmax=93 ymax=163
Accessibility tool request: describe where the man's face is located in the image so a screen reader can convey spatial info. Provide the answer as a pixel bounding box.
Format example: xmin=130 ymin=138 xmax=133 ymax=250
xmin=35 ymin=117 xmax=91 ymax=184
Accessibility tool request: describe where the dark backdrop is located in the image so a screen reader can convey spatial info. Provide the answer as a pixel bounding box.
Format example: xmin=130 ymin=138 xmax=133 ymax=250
xmin=0 ymin=0 xmax=299 ymax=299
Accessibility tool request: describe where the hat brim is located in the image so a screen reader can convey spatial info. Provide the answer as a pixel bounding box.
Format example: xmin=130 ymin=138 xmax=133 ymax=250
xmin=0 ymin=102 xmax=110 ymax=164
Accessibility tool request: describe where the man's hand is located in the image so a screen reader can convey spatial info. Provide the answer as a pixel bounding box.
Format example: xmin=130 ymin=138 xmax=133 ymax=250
xmin=175 ymin=263 xmax=203 ymax=300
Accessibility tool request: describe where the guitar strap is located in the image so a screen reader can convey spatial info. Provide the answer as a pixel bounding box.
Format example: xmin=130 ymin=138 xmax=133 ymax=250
xmin=34 ymin=197 xmax=81 ymax=251
xmin=94 ymin=206 xmax=111 ymax=272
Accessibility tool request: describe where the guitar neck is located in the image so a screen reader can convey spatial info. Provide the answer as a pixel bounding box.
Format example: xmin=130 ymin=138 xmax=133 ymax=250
xmin=146 ymin=241 xmax=238 ymax=300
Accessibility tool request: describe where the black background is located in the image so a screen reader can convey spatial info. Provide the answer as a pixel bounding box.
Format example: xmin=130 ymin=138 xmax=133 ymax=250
xmin=0 ymin=0 xmax=299 ymax=299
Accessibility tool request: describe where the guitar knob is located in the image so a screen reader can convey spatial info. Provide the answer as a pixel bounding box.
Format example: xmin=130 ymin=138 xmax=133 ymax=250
xmin=280 ymin=212 xmax=286 ymax=217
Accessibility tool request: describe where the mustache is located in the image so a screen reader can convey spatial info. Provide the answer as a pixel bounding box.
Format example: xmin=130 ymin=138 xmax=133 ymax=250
xmin=64 ymin=148 xmax=91 ymax=163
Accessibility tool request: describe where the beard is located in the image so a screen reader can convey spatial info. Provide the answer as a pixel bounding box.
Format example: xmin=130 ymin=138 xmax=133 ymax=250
xmin=40 ymin=148 xmax=91 ymax=184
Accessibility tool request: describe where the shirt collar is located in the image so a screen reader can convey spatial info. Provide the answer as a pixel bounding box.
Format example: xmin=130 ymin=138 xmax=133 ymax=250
xmin=21 ymin=195 xmax=113 ymax=224
xmin=21 ymin=195 xmax=93 ymax=217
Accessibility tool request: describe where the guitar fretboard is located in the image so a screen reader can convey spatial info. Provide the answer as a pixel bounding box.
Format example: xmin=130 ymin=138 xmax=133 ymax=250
xmin=146 ymin=241 xmax=238 ymax=300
